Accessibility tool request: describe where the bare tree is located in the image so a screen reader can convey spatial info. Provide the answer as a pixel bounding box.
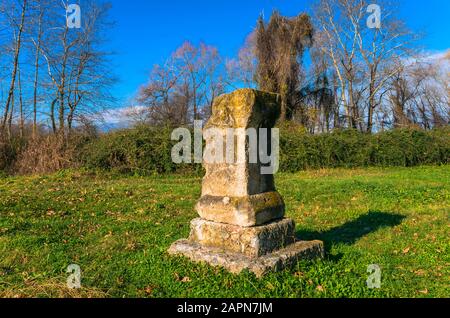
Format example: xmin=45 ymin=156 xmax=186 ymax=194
xmin=138 ymin=61 xmax=182 ymax=126
xmin=1 ymin=0 xmax=27 ymax=136
xmin=384 ymin=52 xmax=449 ymax=130
xmin=312 ymin=0 xmax=418 ymax=132
xmin=30 ymin=0 xmax=44 ymax=138
xmin=226 ymin=32 xmax=258 ymax=89
xmin=172 ymin=41 xmax=223 ymax=120
xmin=138 ymin=41 xmax=223 ymax=126
xmin=38 ymin=0 xmax=115 ymax=136
xmin=313 ymin=0 xmax=370 ymax=130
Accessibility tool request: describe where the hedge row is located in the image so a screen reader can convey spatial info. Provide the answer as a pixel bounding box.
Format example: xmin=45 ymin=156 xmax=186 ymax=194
xmin=280 ymin=127 xmax=449 ymax=172
xmin=81 ymin=126 xmax=449 ymax=175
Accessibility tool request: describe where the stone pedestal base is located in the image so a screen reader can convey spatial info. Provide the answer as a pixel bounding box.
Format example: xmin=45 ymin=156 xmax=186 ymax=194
xmin=188 ymin=218 xmax=295 ymax=257
xmin=168 ymin=218 xmax=324 ymax=277
xmin=168 ymin=239 xmax=324 ymax=277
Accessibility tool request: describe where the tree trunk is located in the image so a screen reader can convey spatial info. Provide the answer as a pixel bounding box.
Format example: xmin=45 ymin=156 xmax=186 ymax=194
xmin=7 ymin=93 xmax=14 ymax=140
xmin=58 ymin=26 xmax=70 ymax=137
xmin=50 ymin=98 xmax=58 ymax=134
xmin=367 ymin=95 xmax=375 ymax=133
xmin=32 ymin=9 xmax=43 ymax=139
xmin=2 ymin=0 xmax=27 ymax=132
xmin=67 ymin=107 xmax=74 ymax=133
xmin=367 ymin=69 xmax=376 ymax=133
xmin=18 ymin=66 xmax=24 ymax=138
xmin=348 ymin=80 xmax=357 ymax=129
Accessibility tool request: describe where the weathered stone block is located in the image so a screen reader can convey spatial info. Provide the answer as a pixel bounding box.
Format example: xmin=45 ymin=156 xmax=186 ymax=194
xmin=205 ymin=88 xmax=281 ymax=130
xmin=168 ymin=239 xmax=325 ymax=277
xmin=196 ymin=192 xmax=285 ymax=227
xmin=188 ymin=218 xmax=295 ymax=257
xmin=197 ymin=89 xmax=284 ymax=226
xmin=200 ymin=161 xmax=277 ymax=198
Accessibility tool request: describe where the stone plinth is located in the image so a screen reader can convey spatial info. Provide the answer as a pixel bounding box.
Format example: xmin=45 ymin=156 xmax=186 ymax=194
xmin=168 ymin=239 xmax=324 ymax=277
xmin=188 ymin=218 xmax=296 ymax=258
xmin=168 ymin=89 xmax=324 ymax=276
xmin=196 ymin=192 xmax=285 ymax=228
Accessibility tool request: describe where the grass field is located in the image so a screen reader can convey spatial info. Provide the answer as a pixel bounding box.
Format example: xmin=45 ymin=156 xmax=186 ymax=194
xmin=0 ymin=166 xmax=448 ymax=298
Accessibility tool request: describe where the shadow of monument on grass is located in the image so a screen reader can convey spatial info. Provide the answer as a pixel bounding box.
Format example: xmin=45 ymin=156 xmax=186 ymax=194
xmin=296 ymin=211 xmax=406 ymax=253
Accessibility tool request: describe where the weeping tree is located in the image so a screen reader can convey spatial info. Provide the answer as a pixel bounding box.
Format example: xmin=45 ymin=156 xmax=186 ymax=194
xmin=298 ymin=73 xmax=336 ymax=133
xmin=255 ymin=11 xmax=314 ymax=121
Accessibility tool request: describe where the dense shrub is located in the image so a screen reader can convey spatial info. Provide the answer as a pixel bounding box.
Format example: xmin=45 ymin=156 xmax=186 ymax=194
xmin=14 ymin=134 xmax=90 ymax=175
xmin=81 ymin=125 xmax=449 ymax=175
xmin=0 ymin=137 xmax=20 ymax=173
xmin=14 ymin=135 xmax=74 ymax=175
xmin=370 ymin=129 xmax=444 ymax=167
xmin=280 ymin=128 xmax=374 ymax=171
xmin=82 ymin=125 xmax=202 ymax=175
xmin=280 ymin=127 xmax=449 ymax=172
xmin=2 ymin=126 xmax=448 ymax=176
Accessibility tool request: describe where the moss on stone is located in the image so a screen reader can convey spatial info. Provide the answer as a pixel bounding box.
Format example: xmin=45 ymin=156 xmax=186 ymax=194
xmin=206 ymin=89 xmax=281 ymax=129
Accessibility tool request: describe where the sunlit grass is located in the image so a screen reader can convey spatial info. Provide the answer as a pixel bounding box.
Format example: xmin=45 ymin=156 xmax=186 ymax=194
xmin=0 ymin=166 xmax=448 ymax=298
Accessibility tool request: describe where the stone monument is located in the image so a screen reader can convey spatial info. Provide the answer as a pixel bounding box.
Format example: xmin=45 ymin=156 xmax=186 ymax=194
xmin=168 ymin=89 xmax=324 ymax=277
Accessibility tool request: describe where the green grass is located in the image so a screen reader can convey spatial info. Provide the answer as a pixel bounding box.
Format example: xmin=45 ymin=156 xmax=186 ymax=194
xmin=0 ymin=166 xmax=448 ymax=298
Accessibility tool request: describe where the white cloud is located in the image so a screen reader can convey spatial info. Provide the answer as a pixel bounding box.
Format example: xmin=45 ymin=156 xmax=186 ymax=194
xmin=409 ymin=49 xmax=450 ymax=70
xmin=99 ymin=105 xmax=147 ymax=129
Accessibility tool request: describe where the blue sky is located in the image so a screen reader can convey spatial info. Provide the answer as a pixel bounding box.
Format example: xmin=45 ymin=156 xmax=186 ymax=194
xmin=107 ymin=0 xmax=450 ymax=106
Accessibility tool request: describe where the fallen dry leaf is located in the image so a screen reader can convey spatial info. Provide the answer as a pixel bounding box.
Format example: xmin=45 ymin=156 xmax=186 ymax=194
xmin=144 ymin=285 xmax=154 ymax=296
xmin=181 ymin=276 xmax=191 ymax=283
xmin=294 ymin=272 xmax=305 ymax=278
xmin=414 ymin=270 xmax=426 ymax=276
